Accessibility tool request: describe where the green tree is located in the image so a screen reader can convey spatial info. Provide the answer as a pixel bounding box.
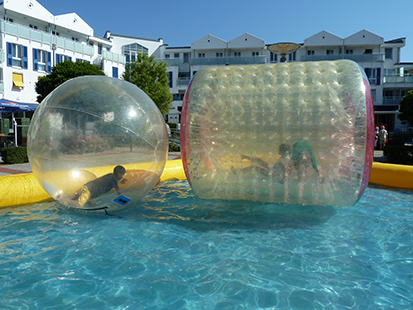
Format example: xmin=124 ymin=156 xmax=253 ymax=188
xmin=398 ymin=89 xmax=413 ymax=125
xmin=122 ymin=53 xmax=172 ymax=115
xmin=35 ymin=60 xmax=105 ymax=103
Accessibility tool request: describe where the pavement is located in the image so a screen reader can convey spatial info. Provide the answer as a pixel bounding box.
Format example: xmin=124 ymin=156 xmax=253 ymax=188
xmin=0 ymin=151 xmax=386 ymax=176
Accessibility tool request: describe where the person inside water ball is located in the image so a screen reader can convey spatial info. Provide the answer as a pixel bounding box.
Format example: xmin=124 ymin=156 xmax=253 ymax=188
xmin=58 ymin=165 xmax=127 ymax=207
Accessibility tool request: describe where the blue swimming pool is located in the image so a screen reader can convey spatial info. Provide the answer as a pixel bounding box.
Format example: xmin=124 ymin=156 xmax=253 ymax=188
xmin=1 ymin=182 xmax=412 ymax=309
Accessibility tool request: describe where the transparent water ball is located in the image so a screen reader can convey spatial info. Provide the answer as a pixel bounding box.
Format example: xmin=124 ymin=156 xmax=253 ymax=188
xmin=28 ymin=76 xmax=168 ymax=211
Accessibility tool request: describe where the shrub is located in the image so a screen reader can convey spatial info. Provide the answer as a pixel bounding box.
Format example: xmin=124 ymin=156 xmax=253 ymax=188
xmin=1 ymin=146 xmax=29 ymax=164
xmin=169 ymin=142 xmax=180 ymax=152
xmin=167 ymin=122 xmax=177 ymax=130
xmin=0 ymin=119 xmax=10 ymax=135
xmin=383 ymin=141 xmax=413 ymax=165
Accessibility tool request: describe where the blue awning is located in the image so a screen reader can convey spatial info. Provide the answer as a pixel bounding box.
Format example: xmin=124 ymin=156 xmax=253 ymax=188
xmin=0 ymin=99 xmax=38 ymax=113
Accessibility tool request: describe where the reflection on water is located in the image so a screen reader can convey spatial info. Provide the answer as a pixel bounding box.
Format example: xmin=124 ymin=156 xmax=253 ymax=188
xmin=137 ymin=181 xmax=337 ymax=231
xmin=0 ymin=182 xmax=412 ymax=309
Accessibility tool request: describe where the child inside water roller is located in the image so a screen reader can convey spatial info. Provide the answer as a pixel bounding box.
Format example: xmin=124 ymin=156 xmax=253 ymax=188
xmin=238 ymin=143 xmax=293 ymax=183
xmin=238 ymin=142 xmax=324 ymax=184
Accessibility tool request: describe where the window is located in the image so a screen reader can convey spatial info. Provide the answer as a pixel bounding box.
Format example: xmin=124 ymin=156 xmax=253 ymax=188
xmin=289 ymin=51 xmax=296 ymax=61
xmin=6 ymin=43 xmax=28 ymax=69
xmin=326 ymin=50 xmax=334 ymax=55
xmin=385 ymin=48 xmax=393 ymax=59
xmin=270 ymin=52 xmax=277 ymax=62
xmin=76 ymin=59 xmax=90 ymax=64
xmin=174 ymin=53 xmax=179 ymax=58
xmin=252 ymin=52 xmax=259 ymax=57
xmin=216 ymin=53 xmax=223 ymax=57
xmin=364 ymin=49 xmax=373 ymax=54
xmin=168 ymin=72 xmax=173 ymax=88
xmin=33 ymin=49 xmax=51 ymax=72
xmin=234 ymin=52 xmax=241 ymax=57
xmin=122 ymin=43 xmax=148 ymax=64
xmin=307 ymin=50 xmax=315 ymax=55
xmin=198 ymin=53 xmax=205 ymax=58
xmin=365 ymin=68 xmax=381 ymax=85
xmin=346 ymin=49 xmax=353 ymax=54
xmin=112 ymin=67 xmax=118 ymax=78
xmin=384 ymin=68 xmax=396 ymax=76
xmin=56 ymin=54 xmax=72 ymax=64
xmin=183 ymin=53 xmax=189 ymax=63
xmin=98 ymin=44 xmax=102 ymax=55
xmin=12 ymin=73 xmax=24 ymax=89
xmin=165 ymin=54 xmax=170 ymax=59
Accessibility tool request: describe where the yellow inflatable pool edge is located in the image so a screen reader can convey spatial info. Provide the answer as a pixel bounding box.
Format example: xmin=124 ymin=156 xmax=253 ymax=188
xmin=369 ymin=162 xmax=413 ymax=190
xmin=0 ymin=159 xmax=186 ymax=208
xmin=1 ymin=160 xmax=412 ymax=208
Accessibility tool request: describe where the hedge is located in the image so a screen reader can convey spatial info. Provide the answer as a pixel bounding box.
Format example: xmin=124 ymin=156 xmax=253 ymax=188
xmin=1 ymin=146 xmax=29 ymax=164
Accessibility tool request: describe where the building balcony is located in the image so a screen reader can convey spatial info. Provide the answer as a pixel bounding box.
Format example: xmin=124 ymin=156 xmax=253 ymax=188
xmin=101 ymin=50 xmax=126 ymax=64
xmin=383 ymin=97 xmax=403 ymax=105
xmin=157 ymin=58 xmax=180 ymax=66
xmin=1 ymin=20 xmax=94 ymax=56
xmin=300 ymin=53 xmax=385 ymax=63
xmin=383 ymin=75 xmax=413 ymax=84
xmin=190 ymin=55 xmax=267 ymax=66
xmin=178 ymin=77 xmax=191 ymax=87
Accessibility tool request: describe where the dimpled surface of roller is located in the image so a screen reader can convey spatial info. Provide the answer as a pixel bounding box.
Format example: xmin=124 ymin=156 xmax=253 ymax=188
xmin=181 ymin=60 xmax=374 ymax=207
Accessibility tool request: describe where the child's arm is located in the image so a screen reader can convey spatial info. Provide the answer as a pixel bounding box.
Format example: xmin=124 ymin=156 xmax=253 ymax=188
xmin=57 ymin=196 xmax=81 ymax=208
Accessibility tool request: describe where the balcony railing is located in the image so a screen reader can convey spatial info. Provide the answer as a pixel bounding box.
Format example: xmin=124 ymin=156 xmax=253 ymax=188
xmin=383 ymin=97 xmax=403 ymax=105
xmin=301 ymin=54 xmax=385 ymax=62
xmin=102 ymin=50 xmax=126 ymax=64
xmin=157 ymin=58 xmax=180 ymax=66
xmin=383 ymin=75 xmax=413 ymax=84
xmin=1 ymin=20 xmax=94 ymax=57
xmin=55 ymin=37 xmax=93 ymax=56
xmin=190 ymin=55 xmax=267 ymax=66
xmin=178 ymin=77 xmax=191 ymax=86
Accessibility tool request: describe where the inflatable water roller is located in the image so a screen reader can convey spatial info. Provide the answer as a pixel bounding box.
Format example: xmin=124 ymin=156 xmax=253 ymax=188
xmin=181 ymin=60 xmax=374 ymax=207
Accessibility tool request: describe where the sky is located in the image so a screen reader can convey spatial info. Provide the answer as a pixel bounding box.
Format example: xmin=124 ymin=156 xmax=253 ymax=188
xmin=38 ymin=0 xmax=413 ymax=62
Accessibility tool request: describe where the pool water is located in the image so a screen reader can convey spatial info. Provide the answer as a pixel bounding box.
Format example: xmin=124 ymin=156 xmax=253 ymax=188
xmin=1 ymin=181 xmax=412 ymax=309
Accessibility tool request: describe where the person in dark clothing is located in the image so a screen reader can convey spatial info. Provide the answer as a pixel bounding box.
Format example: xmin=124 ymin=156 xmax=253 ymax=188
xmin=291 ymin=141 xmax=324 ymax=183
xmin=59 ymin=165 xmax=126 ymax=207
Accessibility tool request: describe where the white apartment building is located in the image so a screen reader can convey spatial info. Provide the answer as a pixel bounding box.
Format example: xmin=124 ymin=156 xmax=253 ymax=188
xmin=0 ymin=0 xmax=126 ymax=105
xmin=147 ymin=30 xmax=412 ymax=132
xmin=0 ymin=0 xmax=126 ymax=145
xmin=1 ymin=0 xmax=412 ymax=145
